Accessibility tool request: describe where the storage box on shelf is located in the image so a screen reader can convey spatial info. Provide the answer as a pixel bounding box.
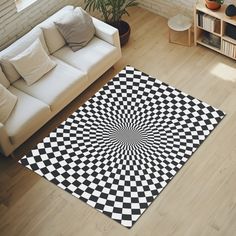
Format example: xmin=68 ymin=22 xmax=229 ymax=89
xmin=194 ymin=0 xmax=236 ymax=60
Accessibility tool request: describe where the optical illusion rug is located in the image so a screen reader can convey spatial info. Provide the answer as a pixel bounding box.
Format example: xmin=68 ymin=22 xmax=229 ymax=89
xmin=20 ymin=66 xmax=225 ymax=228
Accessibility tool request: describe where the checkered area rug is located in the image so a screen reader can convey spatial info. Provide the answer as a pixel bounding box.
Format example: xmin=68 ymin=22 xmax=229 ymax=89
xmin=20 ymin=66 xmax=225 ymax=228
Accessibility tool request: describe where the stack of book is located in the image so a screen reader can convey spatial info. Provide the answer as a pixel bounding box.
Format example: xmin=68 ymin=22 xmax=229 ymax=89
xmin=198 ymin=12 xmax=220 ymax=33
xmin=222 ymin=40 xmax=236 ymax=58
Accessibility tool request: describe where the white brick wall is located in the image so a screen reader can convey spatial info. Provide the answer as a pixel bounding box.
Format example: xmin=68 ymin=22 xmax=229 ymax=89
xmin=138 ymin=0 xmax=236 ymax=19
xmin=0 ymin=0 xmax=83 ymax=49
xmin=138 ymin=0 xmax=195 ymax=18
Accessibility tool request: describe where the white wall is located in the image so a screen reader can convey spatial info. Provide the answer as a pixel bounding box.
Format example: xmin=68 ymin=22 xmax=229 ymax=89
xmin=0 ymin=0 xmax=83 ymax=49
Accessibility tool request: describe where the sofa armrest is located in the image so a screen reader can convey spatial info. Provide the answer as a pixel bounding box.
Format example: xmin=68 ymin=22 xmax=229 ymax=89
xmin=0 ymin=123 xmax=12 ymax=157
xmin=92 ymin=17 xmax=121 ymax=49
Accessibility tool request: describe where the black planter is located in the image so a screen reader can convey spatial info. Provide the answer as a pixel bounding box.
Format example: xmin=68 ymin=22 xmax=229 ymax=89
xmin=110 ymin=21 xmax=131 ymax=47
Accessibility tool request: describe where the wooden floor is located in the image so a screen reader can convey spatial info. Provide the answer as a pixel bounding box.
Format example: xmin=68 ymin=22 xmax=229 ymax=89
xmin=1 ymin=7 xmax=236 ymax=236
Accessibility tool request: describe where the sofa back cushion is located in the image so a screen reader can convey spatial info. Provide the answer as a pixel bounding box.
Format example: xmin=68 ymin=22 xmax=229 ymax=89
xmin=0 ymin=27 xmax=49 ymax=84
xmin=38 ymin=6 xmax=74 ymax=54
xmin=0 ymin=66 xmax=10 ymax=88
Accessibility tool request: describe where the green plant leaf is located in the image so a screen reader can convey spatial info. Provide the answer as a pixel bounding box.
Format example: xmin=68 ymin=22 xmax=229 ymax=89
xmin=84 ymin=0 xmax=138 ymax=23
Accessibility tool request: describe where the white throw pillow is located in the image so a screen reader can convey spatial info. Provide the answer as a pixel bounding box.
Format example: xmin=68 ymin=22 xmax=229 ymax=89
xmin=0 ymin=84 xmax=17 ymax=123
xmin=10 ymin=39 xmax=57 ymax=86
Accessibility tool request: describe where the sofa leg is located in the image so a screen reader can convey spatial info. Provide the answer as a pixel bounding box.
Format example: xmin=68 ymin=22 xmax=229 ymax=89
xmin=9 ymin=152 xmax=17 ymax=159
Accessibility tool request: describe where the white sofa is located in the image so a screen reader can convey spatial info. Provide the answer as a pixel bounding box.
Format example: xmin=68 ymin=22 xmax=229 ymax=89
xmin=0 ymin=6 xmax=121 ymax=157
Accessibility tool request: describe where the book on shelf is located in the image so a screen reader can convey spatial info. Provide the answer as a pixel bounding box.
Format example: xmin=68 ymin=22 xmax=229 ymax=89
xmin=222 ymin=40 xmax=236 ymax=58
xmin=197 ymin=12 xmax=220 ymax=34
xmin=198 ymin=12 xmax=204 ymax=28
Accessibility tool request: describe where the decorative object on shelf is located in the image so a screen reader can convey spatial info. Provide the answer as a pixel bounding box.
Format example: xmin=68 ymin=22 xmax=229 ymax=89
xmin=168 ymin=14 xmax=192 ymax=47
xmin=201 ymin=31 xmax=221 ymax=48
xmin=225 ymin=23 xmax=236 ymax=40
xmin=225 ymin=4 xmax=236 ymax=17
xmin=84 ymin=0 xmax=138 ymax=46
xmin=205 ymin=0 xmax=224 ymax=10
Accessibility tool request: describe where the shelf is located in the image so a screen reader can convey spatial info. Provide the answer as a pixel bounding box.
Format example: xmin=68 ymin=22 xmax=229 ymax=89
xmin=198 ymin=40 xmax=236 ymax=59
xmin=197 ymin=40 xmax=221 ymax=53
xmin=197 ymin=25 xmax=221 ymax=37
xmin=222 ymin=36 xmax=236 ymax=45
xmin=195 ymin=0 xmax=236 ymax=60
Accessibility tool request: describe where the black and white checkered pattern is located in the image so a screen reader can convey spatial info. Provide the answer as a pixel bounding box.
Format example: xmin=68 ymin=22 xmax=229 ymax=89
xmin=19 ymin=66 xmax=225 ymax=228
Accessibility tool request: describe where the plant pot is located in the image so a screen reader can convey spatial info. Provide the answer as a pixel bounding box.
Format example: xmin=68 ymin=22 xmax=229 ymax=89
xmin=110 ymin=21 xmax=131 ymax=47
xmin=205 ymin=0 xmax=221 ymax=10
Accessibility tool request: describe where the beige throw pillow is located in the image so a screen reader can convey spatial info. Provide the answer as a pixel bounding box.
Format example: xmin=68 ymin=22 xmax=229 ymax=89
xmin=54 ymin=8 xmax=95 ymax=52
xmin=0 ymin=66 xmax=10 ymax=88
xmin=0 ymin=28 xmax=49 ymax=84
xmin=41 ymin=24 xmax=66 ymax=54
xmin=39 ymin=6 xmax=75 ymax=54
xmin=10 ymin=39 xmax=57 ymax=86
xmin=0 ymin=84 xmax=17 ymax=123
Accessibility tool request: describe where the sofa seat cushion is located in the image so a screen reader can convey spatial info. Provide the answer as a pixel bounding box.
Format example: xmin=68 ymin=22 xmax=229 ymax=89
xmin=53 ymin=37 xmax=120 ymax=83
xmin=13 ymin=56 xmax=88 ymax=112
xmin=5 ymin=86 xmax=51 ymax=145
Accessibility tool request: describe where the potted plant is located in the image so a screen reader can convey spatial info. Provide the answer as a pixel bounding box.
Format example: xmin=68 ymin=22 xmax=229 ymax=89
xmin=84 ymin=0 xmax=138 ymax=46
xmin=205 ymin=0 xmax=224 ymax=10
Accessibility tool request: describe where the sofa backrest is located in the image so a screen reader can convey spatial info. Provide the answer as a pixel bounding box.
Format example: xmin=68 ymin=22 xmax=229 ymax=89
xmin=0 ymin=27 xmax=49 ymax=84
xmin=37 ymin=5 xmax=74 ymax=54
xmin=0 ymin=5 xmax=74 ymax=84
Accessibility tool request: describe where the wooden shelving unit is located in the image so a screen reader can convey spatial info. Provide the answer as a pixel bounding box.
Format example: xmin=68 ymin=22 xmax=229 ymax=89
xmin=194 ymin=0 xmax=236 ymax=60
